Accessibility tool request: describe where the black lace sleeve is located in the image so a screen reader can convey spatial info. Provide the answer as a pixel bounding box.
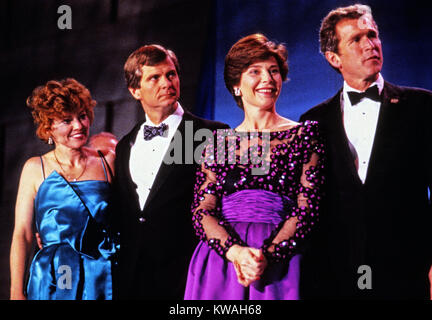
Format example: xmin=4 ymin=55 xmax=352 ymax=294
xmin=190 ymin=134 xmax=244 ymax=258
xmin=261 ymin=121 xmax=325 ymax=262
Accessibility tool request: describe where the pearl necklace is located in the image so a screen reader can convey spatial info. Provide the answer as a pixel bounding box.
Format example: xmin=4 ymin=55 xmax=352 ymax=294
xmin=53 ymin=150 xmax=88 ymax=182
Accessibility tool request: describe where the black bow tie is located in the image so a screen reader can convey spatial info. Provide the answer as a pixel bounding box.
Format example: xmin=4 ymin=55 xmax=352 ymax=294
xmin=347 ymin=85 xmax=380 ymax=105
xmin=143 ymin=123 xmax=168 ymax=141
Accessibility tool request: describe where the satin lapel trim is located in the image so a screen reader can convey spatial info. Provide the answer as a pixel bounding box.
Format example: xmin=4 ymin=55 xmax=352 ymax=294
xmin=363 ymin=82 xmax=399 ymax=185
xmin=123 ymin=121 xmax=144 ymax=213
xmin=141 ymin=112 xmax=194 ymax=212
xmin=331 ymin=91 xmax=364 ymax=186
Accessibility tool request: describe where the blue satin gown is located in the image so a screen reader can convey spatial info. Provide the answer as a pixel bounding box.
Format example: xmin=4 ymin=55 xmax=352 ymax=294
xmin=26 ymin=158 xmax=117 ymax=300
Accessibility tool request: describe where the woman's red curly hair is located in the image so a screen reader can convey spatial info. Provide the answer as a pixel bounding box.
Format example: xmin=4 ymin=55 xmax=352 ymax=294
xmin=26 ymin=78 xmax=96 ymax=142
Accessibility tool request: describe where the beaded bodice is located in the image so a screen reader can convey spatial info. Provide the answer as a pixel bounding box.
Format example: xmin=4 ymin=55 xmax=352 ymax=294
xmin=191 ymin=120 xmax=325 ymax=262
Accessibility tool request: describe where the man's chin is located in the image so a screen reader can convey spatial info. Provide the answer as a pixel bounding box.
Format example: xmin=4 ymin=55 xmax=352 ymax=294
xmin=364 ymin=67 xmax=382 ymax=82
xmin=365 ymin=61 xmax=382 ymax=74
xmin=160 ymin=96 xmax=178 ymax=105
xmin=159 ymin=99 xmax=179 ymax=110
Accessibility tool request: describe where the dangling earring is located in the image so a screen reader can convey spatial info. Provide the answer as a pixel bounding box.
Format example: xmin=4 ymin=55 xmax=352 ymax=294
xmin=234 ymin=88 xmax=241 ymax=96
xmin=48 ymin=137 xmax=53 ymax=145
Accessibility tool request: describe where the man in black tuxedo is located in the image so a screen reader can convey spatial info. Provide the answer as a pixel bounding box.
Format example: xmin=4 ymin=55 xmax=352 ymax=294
xmin=300 ymin=4 xmax=432 ymax=299
xmin=112 ymin=44 xmax=229 ymax=299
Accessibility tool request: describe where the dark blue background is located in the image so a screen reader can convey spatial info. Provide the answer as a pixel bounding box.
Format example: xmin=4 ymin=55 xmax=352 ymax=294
xmin=196 ymin=0 xmax=432 ymax=127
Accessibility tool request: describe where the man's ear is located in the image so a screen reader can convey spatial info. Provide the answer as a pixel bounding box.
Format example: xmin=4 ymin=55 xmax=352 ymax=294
xmin=325 ymin=51 xmax=342 ymax=70
xmin=128 ymin=87 xmax=141 ymax=100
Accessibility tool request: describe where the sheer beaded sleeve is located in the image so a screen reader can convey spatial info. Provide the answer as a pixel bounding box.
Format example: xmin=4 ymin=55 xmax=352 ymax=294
xmin=191 ymin=122 xmax=325 ymax=262
xmin=261 ymin=121 xmax=325 ymax=262
xmin=191 ymin=144 xmax=243 ymax=258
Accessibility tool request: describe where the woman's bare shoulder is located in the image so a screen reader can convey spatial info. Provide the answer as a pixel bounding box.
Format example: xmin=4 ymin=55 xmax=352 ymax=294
xmin=22 ymin=156 xmax=43 ymax=172
xmin=18 ymin=156 xmax=45 ymax=194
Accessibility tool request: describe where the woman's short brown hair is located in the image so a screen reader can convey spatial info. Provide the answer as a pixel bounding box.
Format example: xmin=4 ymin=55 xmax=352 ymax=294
xmin=224 ymin=33 xmax=288 ymax=109
xmin=26 ymin=78 xmax=96 ymax=142
xmin=124 ymin=44 xmax=180 ymax=89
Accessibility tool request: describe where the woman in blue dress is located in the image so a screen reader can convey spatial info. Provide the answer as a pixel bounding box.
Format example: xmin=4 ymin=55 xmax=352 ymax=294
xmin=10 ymin=78 xmax=117 ymax=300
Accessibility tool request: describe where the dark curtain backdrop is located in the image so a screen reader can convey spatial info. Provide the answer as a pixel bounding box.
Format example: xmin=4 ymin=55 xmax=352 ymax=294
xmin=1 ymin=0 xmax=431 ymax=300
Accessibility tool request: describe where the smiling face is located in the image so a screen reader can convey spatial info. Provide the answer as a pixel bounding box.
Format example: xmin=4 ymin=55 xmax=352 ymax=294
xmin=327 ymin=17 xmax=383 ymax=89
xmin=129 ymin=57 xmax=180 ymax=112
xmin=49 ymin=110 xmax=90 ymax=149
xmin=234 ymin=56 xmax=282 ymax=111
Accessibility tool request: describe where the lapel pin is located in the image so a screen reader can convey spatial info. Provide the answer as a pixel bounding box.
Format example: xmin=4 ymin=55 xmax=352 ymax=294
xmin=390 ymin=98 xmax=399 ymax=104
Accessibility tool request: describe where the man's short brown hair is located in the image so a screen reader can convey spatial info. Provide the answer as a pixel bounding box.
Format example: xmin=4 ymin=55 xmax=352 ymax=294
xmin=319 ymin=4 xmax=378 ymax=55
xmin=124 ymin=44 xmax=180 ymax=89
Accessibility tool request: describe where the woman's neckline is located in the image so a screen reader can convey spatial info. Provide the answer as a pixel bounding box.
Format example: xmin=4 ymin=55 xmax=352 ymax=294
xmin=46 ymin=170 xmax=109 ymax=184
xmin=233 ymin=122 xmax=301 ymax=133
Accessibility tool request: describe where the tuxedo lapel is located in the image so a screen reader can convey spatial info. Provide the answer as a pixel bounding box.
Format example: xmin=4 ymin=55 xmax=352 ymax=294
xmin=142 ymin=111 xmax=196 ymax=212
xmin=119 ymin=121 xmax=144 ymax=213
xmin=364 ymin=82 xmax=401 ymax=184
xmin=327 ymin=90 xmax=363 ymax=186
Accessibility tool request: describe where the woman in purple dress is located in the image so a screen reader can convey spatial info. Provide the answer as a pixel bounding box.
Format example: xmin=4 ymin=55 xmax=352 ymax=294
xmin=184 ymin=34 xmax=325 ymax=300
